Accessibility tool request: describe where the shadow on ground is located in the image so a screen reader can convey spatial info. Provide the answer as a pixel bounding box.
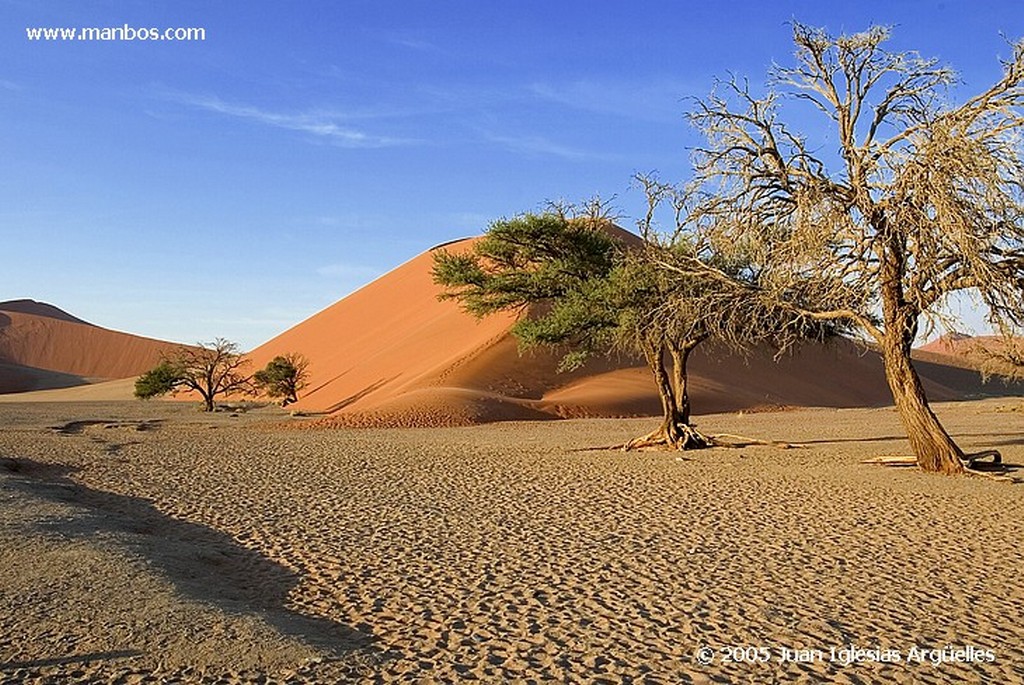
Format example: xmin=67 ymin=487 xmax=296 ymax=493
xmin=0 ymin=650 xmax=144 ymax=670
xmin=801 ymin=430 xmax=1024 ymax=447
xmin=0 ymin=457 xmax=373 ymax=661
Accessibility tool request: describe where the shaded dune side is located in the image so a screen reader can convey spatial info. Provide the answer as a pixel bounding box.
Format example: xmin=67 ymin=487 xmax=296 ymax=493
xmin=0 ymin=309 xmax=181 ymax=392
xmin=0 ymin=360 xmax=91 ymax=395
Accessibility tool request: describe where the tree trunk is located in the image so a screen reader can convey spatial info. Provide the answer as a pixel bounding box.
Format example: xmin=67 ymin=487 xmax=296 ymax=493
xmin=874 ymin=213 xmax=964 ymax=474
xmin=881 ymin=336 xmax=965 ymax=474
xmin=668 ymin=337 xmax=705 ymax=424
xmin=624 ymin=341 xmax=710 ymax=451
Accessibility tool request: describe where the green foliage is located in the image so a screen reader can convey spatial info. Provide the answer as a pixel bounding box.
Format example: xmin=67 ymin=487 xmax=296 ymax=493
xmin=254 ymin=353 xmax=310 ymax=406
xmin=134 ymin=360 xmax=184 ymax=399
xmin=433 ymin=212 xmax=620 ymax=315
xmin=432 ymin=201 xmax=830 ymax=444
xmin=432 ymin=211 xmax=626 ymax=369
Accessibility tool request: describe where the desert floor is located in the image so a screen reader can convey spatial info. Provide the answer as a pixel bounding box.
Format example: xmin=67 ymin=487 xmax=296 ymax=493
xmin=1 ymin=399 xmax=1023 ymax=684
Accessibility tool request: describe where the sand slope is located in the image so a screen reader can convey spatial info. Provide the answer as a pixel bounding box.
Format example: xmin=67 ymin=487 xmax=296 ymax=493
xmin=0 ymin=300 xmax=181 ymax=394
xmin=248 ymin=240 xmax=1013 ymax=425
xmin=0 ymin=377 xmax=140 ymax=403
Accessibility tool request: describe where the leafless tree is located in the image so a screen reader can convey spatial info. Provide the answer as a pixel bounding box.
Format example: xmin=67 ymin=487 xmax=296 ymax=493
xmin=686 ymin=23 xmax=1024 ymax=473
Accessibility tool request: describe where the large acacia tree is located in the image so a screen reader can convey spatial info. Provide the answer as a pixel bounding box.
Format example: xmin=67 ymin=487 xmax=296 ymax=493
xmin=432 ymin=205 xmax=718 ymax=447
xmin=687 ymin=24 xmax=1024 ymax=473
xmin=432 ymin=202 xmax=824 ymax=450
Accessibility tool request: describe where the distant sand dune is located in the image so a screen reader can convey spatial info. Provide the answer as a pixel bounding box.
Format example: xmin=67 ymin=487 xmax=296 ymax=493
xmin=917 ymin=332 xmax=1021 ymax=376
xmin=0 ymin=299 xmax=183 ymax=396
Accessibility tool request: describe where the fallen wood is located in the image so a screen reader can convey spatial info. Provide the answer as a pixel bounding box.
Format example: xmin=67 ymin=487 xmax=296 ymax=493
xmin=709 ymin=433 xmax=806 ymax=449
xmin=860 ymin=455 xmax=918 ymax=466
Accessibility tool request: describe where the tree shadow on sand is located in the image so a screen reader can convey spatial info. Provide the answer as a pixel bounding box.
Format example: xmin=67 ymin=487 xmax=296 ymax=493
xmin=1 ymin=457 xmax=375 ymax=663
xmin=801 ymin=430 xmax=1024 ymax=447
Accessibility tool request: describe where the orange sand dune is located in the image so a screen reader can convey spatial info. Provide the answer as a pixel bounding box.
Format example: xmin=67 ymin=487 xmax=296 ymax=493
xmin=249 ymin=240 xmax=1015 ymax=427
xmin=248 ymin=244 xmax=522 ymax=415
xmin=918 ymin=333 xmax=1018 ymax=358
xmin=0 ymin=300 xmax=182 ymax=394
xmin=917 ymin=331 xmax=977 ymax=356
xmin=916 ymin=333 xmax=1021 ymax=375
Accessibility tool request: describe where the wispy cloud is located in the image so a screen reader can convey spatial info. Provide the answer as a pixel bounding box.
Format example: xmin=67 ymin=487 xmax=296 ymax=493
xmin=167 ymin=92 xmax=418 ymax=148
xmin=484 ymin=132 xmax=618 ymax=162
xmin=0 ymin=79 xmax=22 ymax=91
xmin=528 ymin=77 xmax=697 ymax=123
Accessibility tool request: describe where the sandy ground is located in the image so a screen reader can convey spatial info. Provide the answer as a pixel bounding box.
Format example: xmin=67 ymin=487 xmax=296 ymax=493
xmin=1 ymin=399 xmax=1023 ymax=684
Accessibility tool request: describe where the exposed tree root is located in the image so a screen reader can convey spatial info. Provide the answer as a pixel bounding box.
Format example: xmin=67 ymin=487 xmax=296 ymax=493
xmin=621 ymin=423 xmax=713 ymax=451
xmin=963 ymin=449 xmax=1001 ymax=468
xmin=964 ymin=468 xmax=1017 ymax=482
xmin=574 ymin=425 xmax=803 ymax=452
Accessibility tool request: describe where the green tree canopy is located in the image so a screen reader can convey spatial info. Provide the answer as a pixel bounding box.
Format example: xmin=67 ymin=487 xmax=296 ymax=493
xmin=433 ymin=202 xmax=821 ymax=450
xmin=254 ymin=353 xmax=310 ymax=406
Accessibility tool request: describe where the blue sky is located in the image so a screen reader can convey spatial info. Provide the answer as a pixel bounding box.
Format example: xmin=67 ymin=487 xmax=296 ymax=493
xmin=2 ymin=1 xmax=1021 ymax=348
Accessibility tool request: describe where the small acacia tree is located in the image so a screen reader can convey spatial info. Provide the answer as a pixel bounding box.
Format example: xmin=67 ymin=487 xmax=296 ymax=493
xmin=687 ymin=23 xmax=1024 ymax=473
xmin=135 ymin=338 xmax=253 ymax=412
xmin=254 ymin=353 xmax=310 ymax=406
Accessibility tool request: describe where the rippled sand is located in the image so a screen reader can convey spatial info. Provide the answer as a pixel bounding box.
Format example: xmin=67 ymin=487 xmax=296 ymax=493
xmin=1 ymin=399 xmax=1023 ymax=683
